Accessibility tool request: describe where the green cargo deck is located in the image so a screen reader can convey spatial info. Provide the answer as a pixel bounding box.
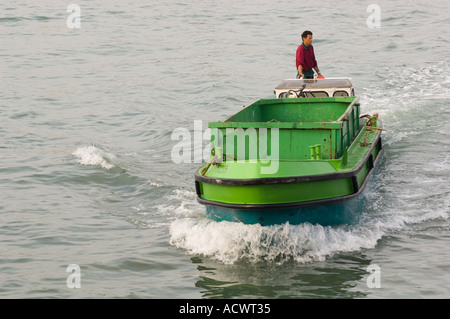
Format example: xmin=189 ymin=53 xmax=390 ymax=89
xmin=208 ymin=97 xmax=360 ymax=161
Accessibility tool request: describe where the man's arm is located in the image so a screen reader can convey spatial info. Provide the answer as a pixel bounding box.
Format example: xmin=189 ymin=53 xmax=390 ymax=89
xmin=297 ymin=65 xmax=303 ymax=79
xmin=313 ymin=65 xmax=322 ymax=77
xmin=296 ymin=46 xmax=304 ymax=78
xmin=311 ymin=46 xmax=322 ymax=77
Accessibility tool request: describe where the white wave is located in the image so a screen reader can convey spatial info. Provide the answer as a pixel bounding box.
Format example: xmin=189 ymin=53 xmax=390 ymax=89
xmin=161 ymin=189 xmax=203 ymax=220
xmin=169 ymin=218 xmax=385 ymax=265
xmin=360 ymin=60 xmax=450 ymax=118
xmin=133 ymin=188 xmax=201 ymax=229
xmin=72 ymin=145 xmax=115 ymax=169
xmin=149 ymin=180 xmax=163 ymax=187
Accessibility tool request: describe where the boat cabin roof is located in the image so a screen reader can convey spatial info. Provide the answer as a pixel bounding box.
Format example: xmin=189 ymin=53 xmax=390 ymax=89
xmin=274 ymin=78 xmax=355 ymax=98
xmin=275 ymin=78 xmax=353 ymax=90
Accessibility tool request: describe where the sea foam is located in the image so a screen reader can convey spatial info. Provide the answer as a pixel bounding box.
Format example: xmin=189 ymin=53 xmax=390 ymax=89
xmin=72 ymin=145 xmax=115 ymax=169
xmin=169 ymin=218 xmax=384 ymax=265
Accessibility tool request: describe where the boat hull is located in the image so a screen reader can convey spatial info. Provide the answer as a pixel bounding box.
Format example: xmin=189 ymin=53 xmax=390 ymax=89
xmin=204 ymin=195 xmax=364 ymax=226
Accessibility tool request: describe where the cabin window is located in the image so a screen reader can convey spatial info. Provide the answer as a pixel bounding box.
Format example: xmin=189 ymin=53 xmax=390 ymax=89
xmin=333 ymin=90 xmax=349 ymax=97
xmin=304 ymin=91 xmax=328 ymax=98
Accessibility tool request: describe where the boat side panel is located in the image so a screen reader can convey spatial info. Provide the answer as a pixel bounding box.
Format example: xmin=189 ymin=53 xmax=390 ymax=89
xmin=198 ymin=178 xmax=354 ymax=205
xmin=215 ymin=126 xmax=341 ymax=161
xmin=219 ymin=97 xmax=356 ymax=123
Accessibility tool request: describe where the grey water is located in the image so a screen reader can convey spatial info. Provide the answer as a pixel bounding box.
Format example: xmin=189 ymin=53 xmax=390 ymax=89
xmin=1 ymin=0 xmax=449 ymax=298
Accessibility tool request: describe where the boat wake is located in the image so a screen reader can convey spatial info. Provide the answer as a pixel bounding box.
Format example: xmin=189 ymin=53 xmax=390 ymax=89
xmin=72 ymin=145 xmax=115 ymax=169
xmin=168 ymin=184 xmax=386 ymax=265
xmin=169 ymin=182 xmax=448 ymax=265
xmin=169 ymin=216 xmax=384 ymax=264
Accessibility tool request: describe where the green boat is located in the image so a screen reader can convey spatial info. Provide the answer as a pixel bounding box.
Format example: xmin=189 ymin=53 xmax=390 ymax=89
xmin=194 ymin=78 xmax=383 ymax=226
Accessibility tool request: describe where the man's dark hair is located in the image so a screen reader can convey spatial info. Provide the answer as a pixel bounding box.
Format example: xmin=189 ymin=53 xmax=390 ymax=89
xmin=301 ymin=30 xmax=313 ymax=39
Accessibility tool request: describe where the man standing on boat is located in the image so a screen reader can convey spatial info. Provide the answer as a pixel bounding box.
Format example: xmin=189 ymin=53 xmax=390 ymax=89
xmin=296 ymin=30 xmax=323 ymax=79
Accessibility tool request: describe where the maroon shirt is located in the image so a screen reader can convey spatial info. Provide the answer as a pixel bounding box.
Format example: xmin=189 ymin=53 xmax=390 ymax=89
xmin=296 ymin=44 xmax=317 ymax=72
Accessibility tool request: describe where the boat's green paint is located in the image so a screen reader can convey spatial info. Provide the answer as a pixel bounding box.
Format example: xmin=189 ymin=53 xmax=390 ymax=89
xmin=194 ymin=96 xmax=383 ymax=225
xmin=208 ymin=97 xmax=361 ymax=160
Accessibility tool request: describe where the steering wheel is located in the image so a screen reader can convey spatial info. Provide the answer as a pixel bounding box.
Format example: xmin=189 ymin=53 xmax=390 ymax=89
xmin=288 ymin=84 xmax=307 ymax=98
